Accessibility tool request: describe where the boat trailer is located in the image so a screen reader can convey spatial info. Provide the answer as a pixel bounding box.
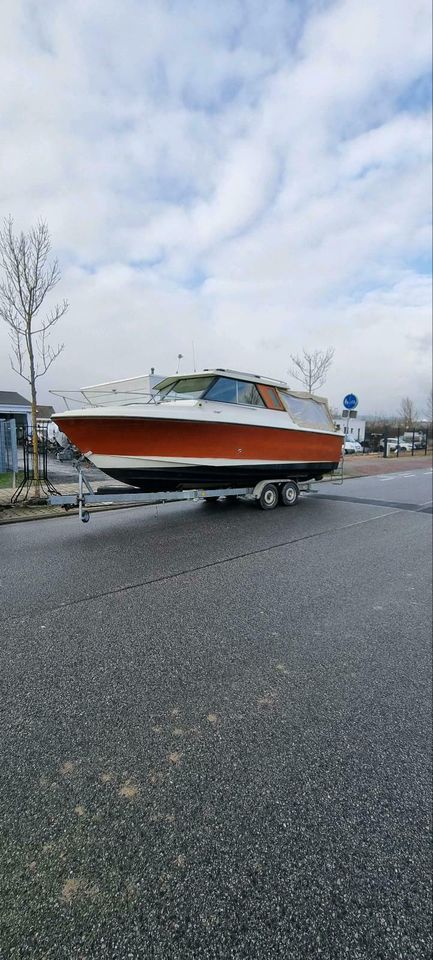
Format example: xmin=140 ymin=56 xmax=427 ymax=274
xmin=49 ymin=459 xmax=343 ymax=524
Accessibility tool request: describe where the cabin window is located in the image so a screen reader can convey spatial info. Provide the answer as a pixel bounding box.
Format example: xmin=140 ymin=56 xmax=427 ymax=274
xmin=257 ymin=384 xmax=285 ymax=409
xmin=267 ymin=387 xmax=281 ymax=408
xmin=158 ymin=376 xmax=214 ymax=401
xmin=281 ymin=394 xmax=333 ymax=428
xmin=205 ymin=377 xmax=265 ymax=407
xmin=237 ymin=381 xmax=265 ymax=406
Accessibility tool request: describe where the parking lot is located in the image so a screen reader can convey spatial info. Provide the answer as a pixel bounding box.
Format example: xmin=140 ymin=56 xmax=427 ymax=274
xmin=1 ymin=470 xmax=432 ymax=959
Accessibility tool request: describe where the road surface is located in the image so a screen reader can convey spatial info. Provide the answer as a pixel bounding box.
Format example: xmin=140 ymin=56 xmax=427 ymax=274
xmin=1 ymin=470 xmax=432 ymax=959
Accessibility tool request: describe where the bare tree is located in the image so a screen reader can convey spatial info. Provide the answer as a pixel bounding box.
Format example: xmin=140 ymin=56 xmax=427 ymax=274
xmin=426 ymin=388 xmax=432 ymax=423
xmin=0 ymin=217 xmax=68 ymax=494
xmin=288 ymin=347 xmax=335 ymax=394
xmin=398 ymin=396 xmax=418 ymax=429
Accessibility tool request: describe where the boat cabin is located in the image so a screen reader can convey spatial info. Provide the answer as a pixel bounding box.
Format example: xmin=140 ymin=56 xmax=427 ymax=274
xmin=154 ymin=370 xmax=335 ymax=432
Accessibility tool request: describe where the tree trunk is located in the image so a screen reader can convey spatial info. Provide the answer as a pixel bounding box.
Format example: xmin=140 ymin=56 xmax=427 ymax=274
xmin=27 ymin=336 xmax=41 ymax=497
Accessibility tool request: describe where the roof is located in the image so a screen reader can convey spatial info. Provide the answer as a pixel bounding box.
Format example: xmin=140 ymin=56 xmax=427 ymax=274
xmin=36 ymin=405 xmax=55 ymax=418
xmin=0 ymin=390 xmax=31 ymax=408
xmin=154 ymin=369 xmax=289 ymax=391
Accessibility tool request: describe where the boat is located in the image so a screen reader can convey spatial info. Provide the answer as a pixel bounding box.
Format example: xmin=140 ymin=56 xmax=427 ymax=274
xmin=52 ymin=369 xmax=343 ymax=492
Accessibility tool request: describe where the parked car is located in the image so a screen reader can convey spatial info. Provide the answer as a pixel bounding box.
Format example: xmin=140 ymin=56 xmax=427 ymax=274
xmin=343 ymin=438 xmax=358 ymax=454
xmin=379 ymin=437 xmax=396 ymax=450
xmin=379 ymin=437 xmax=411 ymax=453
xmin=403 ymin=433 xmax=425 ymax=449
xmin=351 ymin=439 xmax=363 ymax=452
xmin=406 ymin=439 xmax=425 ymax=450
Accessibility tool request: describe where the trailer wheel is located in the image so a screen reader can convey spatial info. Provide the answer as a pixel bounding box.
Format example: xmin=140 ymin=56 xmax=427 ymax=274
xmin=81 ymin=511 xmax=90 ymax=523
xmin=258 ymin=483 xmax=279 ymax=510
xmin=280 ymin=481 xmax=299 ymax=506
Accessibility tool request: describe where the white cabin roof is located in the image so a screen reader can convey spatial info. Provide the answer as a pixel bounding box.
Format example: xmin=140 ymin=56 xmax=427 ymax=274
xmin=154 ymin=369 xmax=289 ymax=391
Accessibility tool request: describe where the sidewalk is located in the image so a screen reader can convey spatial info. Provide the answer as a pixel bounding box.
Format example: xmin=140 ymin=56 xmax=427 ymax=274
xmin=0 ymin=481 xmax=79 ymax=524
xmin=342 ymin=452 xmax=432 ymax=478
xmin=0 ymin=454 xmax=431 ymax=524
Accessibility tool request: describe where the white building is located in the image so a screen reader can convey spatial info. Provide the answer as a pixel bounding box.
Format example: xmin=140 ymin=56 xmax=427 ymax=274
xmin=334 ymin=411 xmax=366 ymax=442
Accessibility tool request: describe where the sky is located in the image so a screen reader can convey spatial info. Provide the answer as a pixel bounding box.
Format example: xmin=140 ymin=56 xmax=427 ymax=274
xmin=0 ymin=0 xmax=431 ymax=415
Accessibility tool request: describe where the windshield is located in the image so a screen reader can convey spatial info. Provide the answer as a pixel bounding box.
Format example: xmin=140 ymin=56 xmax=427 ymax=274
xmin=156 ymin=376 xmax=215 ymax=402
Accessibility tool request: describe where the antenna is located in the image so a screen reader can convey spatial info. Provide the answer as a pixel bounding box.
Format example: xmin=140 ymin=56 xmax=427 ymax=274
xmin=176 ymin=353 xmax=183 ymax=375
xmin=192 ymin=341 xmax=197 ymax=372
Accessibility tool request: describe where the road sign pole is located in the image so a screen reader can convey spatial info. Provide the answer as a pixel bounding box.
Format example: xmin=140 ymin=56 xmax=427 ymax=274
xmin=342 ymin=394 xmax=359 ymax=438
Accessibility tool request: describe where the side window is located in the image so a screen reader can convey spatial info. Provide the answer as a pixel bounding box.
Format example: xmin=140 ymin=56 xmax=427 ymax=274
xmin=257 ymin=384 xmax=285 ymax=409
xmin=205 ymin=377 xmax=265 ymax=406
xmin=236 ymin=382 xmax=265 ymax=406
xmin=205 ymin=378 xmax=238 ymax=403
xmin=281 ymin=394 xmax=333 ymax=428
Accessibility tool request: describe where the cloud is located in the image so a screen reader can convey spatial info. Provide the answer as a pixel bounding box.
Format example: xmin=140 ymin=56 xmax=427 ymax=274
xmin=0 ymin=0 xmax=431 ymax=413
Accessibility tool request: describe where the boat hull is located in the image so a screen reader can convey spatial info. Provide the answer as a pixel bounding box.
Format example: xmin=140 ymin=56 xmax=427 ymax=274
xmin=53 ymin=414 xmax=342 ymax=491
xmin=94 ymin=459 xmax=339 ymax=491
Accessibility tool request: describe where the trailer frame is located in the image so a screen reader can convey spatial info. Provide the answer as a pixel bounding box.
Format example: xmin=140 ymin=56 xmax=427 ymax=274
xmin=48 ymin=457 xmax=343 ymax=524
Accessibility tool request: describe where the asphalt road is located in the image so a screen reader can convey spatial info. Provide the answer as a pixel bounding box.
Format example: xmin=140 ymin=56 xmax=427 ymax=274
xmin=1 ymin=472 xmax=432 ymax=959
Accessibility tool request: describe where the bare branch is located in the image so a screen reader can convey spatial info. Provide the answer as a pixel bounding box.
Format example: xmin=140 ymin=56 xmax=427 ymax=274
xmin=288 ymin=347 xmax=335 ymax=393
xmin=33 ymin=299 xmax=69 ymax=333
xmin=398 ymin=396 xmax=418 ymax=428
xmin=9 ymin=326 xmax=31 ymax=382
xmin=34 ymin=340 xmax=64 ymax=379
xmin=9 ymin=359 xmax=31 ymax=383
xmin=10 ymin=330 xmax=24 ymax=375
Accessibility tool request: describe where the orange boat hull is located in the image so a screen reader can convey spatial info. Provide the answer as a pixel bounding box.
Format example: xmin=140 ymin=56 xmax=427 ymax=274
xmin=54 ymin=413 xmax=342 ymax=490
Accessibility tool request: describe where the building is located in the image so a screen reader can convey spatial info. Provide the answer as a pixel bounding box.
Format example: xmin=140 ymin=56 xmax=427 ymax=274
xmin=0 ymin=390 xmax=32 ymax=441
xmin=334 ymin=410 xmax=366 ymax=443
xmin=36 ymin=404 xmax=55 ymax=419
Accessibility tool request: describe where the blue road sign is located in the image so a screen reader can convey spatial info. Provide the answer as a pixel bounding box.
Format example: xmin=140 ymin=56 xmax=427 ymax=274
xmin=343 ymin=393 xmax=358 ymax=410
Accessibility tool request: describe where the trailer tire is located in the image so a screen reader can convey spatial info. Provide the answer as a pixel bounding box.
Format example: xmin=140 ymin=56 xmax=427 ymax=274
xmin=280 ymin=481 xmax=299 ymax=506
xmin=258 ymin=483 xmax=279 ymax=510
xmin=81 ymin=511 xmax=90 ymax=523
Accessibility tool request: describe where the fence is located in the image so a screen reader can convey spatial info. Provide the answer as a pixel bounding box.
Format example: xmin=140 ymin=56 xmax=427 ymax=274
xmin=381 ymin=427 xmax=429 ymax=458
xmin=11 ymin=425 xmax=59 ymax=502
xmin=0 ymin=419 xmax=18 ymax=474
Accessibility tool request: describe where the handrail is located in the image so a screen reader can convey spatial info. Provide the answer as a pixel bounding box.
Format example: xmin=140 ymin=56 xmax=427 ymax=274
xmin=49 ymin=388 xmax=156 ymax=409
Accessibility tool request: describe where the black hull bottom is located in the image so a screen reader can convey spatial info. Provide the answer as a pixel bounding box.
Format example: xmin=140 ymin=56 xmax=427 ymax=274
xmin=101 ymin=462 xmax=339 ymax=493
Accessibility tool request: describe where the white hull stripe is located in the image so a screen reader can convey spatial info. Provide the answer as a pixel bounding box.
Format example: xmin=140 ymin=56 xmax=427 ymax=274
xmin=90 ymin=454 xmax=334 ymax=469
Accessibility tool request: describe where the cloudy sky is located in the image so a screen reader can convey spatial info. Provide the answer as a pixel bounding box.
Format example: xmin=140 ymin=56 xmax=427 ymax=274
xmin=0 ymin=0 xmax=431 ymax=414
